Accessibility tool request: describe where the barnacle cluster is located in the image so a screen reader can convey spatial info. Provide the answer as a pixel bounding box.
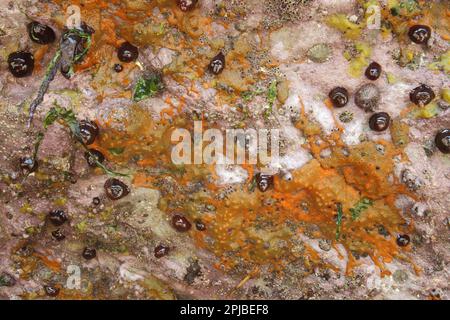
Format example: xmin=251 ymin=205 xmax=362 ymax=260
xmin=264 ymin=0 xmax=312 ymax=27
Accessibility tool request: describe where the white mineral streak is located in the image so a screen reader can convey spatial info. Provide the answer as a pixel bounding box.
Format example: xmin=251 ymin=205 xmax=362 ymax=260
xmin=119 ymin=263 xmax=145 ymax=282
xmin=282 ymin=66 xmax=337 ymax=134
xmin=215 ymin=164 xmax=249 ymax=185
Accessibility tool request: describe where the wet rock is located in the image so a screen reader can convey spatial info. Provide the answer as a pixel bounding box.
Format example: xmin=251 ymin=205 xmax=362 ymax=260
xmin=37 ymin=125 xmax=73 ymax=160
xmin=122 ymin=188 xmax=176 ymax=239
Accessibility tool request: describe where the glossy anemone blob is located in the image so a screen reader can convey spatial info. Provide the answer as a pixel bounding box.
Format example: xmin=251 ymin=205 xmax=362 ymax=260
xmin=154 ymin=244 xmax=170 ymax=258
xmin=48 ymin=210 xmax=68 ymax=227
xmin=410 ymin=84 xmax=435 ymax=106
xmin=114 ymin=64 xmax=123 ymax=72
xmin=85 ymin=149 xmax=105 ymax=167
xmin=172 ymin=214 xmax=192 ymax=232
xmin=408 ymin=25 xmax=431 ymax=44
xmin=195 ymin=220 xmax=206 ymax=231
xmin=44 ymin=285 xmax=60 ymax=297
xmin=255 ymin=173 xmax=274 ymax=192
xmin=396 ymin=234 xmax=410 ymax=247
xmin=369 ymin=112 xmax=391 ymax=132
xmin=27 ymin=21 xmax=56 ymax=44
xmin=329 ymin=87 xmax=349 ymax=108
xmin=82 ymin=247 xmax=97 ymax=260
xmin=8 ymin=51 xmax=34 ymax=78
xmin=208 ymin=52 xmax=226 ymax=75
xmin=104 ymin=178 xmax=130 ymax=200
xmin=51 ymin=229 xmax=66 ymax=241
xmin=118 ymin=42 xmax=139 ymax=62
xmin=365 ymin=62 xmax=382 ymax=81
xmin=79 ymin=120 xmax=99 ymax=145
xmin=435 ymin=129 xmax=450 ymax=154
xmin=177 ymin=0 xmax=198 ymax=12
